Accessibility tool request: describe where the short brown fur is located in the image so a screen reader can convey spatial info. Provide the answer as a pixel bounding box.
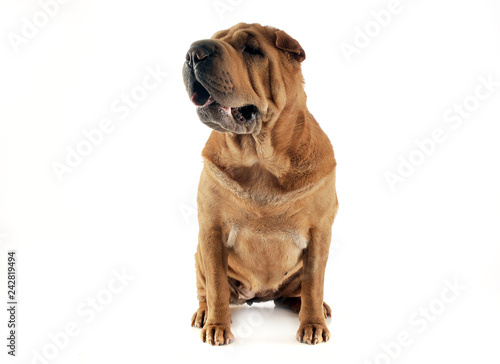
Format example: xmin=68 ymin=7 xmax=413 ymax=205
xmin=184 ymin=23 xmax=338 ymax=345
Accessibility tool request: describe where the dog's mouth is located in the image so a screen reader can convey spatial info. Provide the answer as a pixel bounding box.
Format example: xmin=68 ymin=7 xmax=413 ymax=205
xmin=190 ymin=80 xmax=258 ymax=125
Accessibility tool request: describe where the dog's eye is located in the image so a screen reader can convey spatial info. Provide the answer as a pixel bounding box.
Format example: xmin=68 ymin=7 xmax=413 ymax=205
xmin=243 ymin=44 xmax=263 ymax=57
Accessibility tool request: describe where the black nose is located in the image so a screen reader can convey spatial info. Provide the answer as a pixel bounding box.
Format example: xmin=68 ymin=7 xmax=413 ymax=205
xmin=185 ymin=40 xmax=216 ymax=68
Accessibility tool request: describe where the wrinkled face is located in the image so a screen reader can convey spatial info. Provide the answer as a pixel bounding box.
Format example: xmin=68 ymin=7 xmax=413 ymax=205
xmin=183 ymin=23 xmax=305 ymax=134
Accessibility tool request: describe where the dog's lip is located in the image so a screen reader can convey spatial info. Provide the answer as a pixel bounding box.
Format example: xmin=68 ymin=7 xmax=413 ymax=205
xmin=189 ymin=78 xmax=236 ymax=110
xmin=192 ymin=93 xmax=215 ymax=108
xmin=199 ymin=101 xmax=259 ymax=125
xmin=198 ymin=100 xmax=236 ymax=119
xmin=190 ymin=79 xmax=213 ymax=107
xmin=189 ymin=76 xmax=259 ymax=125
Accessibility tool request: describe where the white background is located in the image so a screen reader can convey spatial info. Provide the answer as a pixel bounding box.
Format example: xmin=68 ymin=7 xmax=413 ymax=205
xmin=1 ymin=0 xmax=500 ymax=363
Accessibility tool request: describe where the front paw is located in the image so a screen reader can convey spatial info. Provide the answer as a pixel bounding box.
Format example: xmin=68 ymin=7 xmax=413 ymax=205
xmin=296 ymin=322 xmax=330 ymax=345
xmin=201 ymin=323 xmax=234 ymax=346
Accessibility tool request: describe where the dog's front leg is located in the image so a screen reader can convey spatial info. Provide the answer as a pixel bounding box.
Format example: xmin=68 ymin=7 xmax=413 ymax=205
xmin=199 ymin=227 xmax=234 ymax=345
xmin=297 ymin=227 xmax=332 ymax=344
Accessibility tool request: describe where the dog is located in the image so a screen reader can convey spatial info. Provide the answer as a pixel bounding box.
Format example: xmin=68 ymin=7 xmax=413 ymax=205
xmin=183 ymin=23 xmax=338 ymax=345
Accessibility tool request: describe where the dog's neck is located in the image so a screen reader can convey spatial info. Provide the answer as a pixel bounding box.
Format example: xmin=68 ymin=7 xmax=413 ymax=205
xmin=202 ymin=97 xmax=335 ymax=192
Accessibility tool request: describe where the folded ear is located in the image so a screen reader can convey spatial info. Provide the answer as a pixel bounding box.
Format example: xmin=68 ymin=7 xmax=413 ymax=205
xmin=275 ymin=30 xmax=306 ymax=63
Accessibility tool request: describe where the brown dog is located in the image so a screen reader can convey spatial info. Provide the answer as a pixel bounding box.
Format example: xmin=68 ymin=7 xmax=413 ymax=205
xmin=183 ymin=23 xmax=338 ymax=345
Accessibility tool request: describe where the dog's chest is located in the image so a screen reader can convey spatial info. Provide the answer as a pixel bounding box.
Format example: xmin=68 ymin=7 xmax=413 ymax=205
xmin=224 ymin=225 xmax=308 ymax=250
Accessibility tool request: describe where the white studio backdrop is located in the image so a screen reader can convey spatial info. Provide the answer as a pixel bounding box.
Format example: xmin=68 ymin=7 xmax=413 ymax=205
xmin=0 ymin=0 xmax=499 ymax=363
